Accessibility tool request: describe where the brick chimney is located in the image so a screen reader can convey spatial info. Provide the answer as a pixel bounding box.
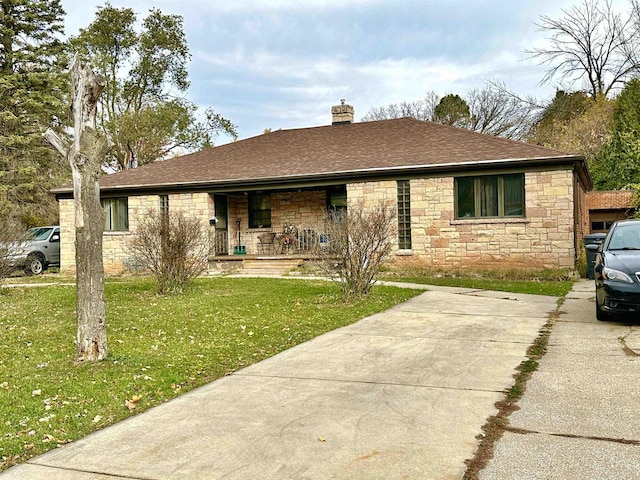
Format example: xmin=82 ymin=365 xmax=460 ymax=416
xmin=331 ymin=99 xmax=354 ymax=125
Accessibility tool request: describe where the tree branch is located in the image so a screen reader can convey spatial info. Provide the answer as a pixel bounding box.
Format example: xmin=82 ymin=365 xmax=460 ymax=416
xmin=43 ymin=128 xmax=70 ymax=157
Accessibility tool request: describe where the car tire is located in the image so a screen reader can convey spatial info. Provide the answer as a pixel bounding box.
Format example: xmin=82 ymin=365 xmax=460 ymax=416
xmin=24 ymin=254 xmax=45 ymax=276
xmin=595 ymin=299 xmax=610 ymax=321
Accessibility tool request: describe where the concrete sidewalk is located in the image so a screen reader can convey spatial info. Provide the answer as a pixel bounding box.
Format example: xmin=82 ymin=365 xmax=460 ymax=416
xmin=480 ymin=280 xmax=640 ymax=480
xmin=1 ymin=286 xmax=557 ymax=480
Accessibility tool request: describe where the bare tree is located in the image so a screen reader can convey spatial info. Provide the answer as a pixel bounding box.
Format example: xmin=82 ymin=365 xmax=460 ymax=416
xmin=528 ymin=0 xmax=640 ymax=98
xmin=361 ymin=92 xmax=440 ymax=121
xmin=44 ymin=56 xmax=108 ymax=362
xmin=467 ymin=83 xmax=539 ymax=141
xmin=313 ymin=201 xmax=395 ymax=300
xmin=127 ymin=209 xmax=210 ymax=294
xmin=363 ymin=84 xmax=538 ymax=141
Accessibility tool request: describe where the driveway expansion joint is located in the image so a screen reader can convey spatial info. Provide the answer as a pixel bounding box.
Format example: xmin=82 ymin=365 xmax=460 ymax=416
xmin=28 ymin=461 xmax=155 ymax=480
xmin=232 ymin=372 xmax=505 ymax=394
xmin=504 ymin=426 xmax=640 ymax=446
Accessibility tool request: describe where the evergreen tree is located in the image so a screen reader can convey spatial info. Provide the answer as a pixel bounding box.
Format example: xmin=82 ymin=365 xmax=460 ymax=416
xmin=433 ymin=94 xmax=471 ymax=128
xmin=0 ymin=0 xmax=69 ymax=227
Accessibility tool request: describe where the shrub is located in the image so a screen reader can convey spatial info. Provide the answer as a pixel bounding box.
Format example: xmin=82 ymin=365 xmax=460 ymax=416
xmin=313 ymin=200 xmax=395 ymax=300
xmin=0 ymin=219 xmax=22 ymax=285
xmin=127 ymin=210 xmax=210 ymax=294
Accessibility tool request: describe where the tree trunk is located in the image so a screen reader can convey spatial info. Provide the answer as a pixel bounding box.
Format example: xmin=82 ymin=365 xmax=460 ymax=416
xmin=44 ymin=56 xmax=108 ymax=362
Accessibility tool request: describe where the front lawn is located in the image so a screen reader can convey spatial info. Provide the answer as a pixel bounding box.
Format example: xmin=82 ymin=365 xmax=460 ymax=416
xmin=0 ymin=277 xmax=419 ymax=471
xmin=380 ymin=268 xmax=574 ymax=297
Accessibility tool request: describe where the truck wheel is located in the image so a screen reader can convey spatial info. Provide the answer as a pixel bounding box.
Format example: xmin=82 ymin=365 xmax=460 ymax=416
xmin=24 ymin=254 xmax=45 ymax=275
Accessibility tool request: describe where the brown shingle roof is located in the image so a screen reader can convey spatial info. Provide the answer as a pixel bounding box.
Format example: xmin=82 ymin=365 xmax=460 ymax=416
xmin=53 ymin=118 xmax=584 ymax=194
xmin=587 ymin=190 xmax=635 ymax=210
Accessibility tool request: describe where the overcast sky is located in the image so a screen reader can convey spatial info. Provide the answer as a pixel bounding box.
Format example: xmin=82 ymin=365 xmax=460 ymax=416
xmin=58 ymin=0 xmax=629 ymax=143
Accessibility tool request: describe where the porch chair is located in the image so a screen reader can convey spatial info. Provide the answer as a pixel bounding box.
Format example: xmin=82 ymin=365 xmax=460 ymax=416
xmin=257 ymin=232 xmax=277 ymax=254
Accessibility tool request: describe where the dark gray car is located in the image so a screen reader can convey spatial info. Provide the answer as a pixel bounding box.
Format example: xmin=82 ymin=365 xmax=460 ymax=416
xmin=589 ymin=219 xmax=640 ymax=321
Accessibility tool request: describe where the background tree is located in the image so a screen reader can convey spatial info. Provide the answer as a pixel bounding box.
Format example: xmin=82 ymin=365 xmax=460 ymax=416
xmin=528 ymin=0 xmax=640 ymax=98
xmin=591 ymin=77 xmax=640 ymax=189
xmin=466 ymin=83 xmax=538 ymax=140
xmin=0 ymin=0 xmax=69 ymax=227
xmin=71 ymin=3 xmax=236 ymax=171
xmin=361 ymin=92 xmax=440 ymax=122
xmin=530 ymin=90 xmax=614 ymax=164
xmin=362 ymin=84 xmax=536 ymax=141
xmin=432 ymin=94 xmax=471 ymax=127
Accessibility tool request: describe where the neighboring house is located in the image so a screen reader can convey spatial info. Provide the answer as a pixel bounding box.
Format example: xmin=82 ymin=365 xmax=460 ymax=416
xmin=586 ymin=190 xmax=636 ymax=233
xmin=53 ymin=102 xmax=592 ymax=274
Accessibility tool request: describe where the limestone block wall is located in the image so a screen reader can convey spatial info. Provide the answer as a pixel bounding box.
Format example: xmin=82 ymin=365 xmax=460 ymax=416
xmin=226 ymin=190 xmax=328 ymax=255
xmin=59 ymin=192 xmax=213 ymax=274
xmin=58 ymin=199 xmax=75 ymax=273
xmin=348 ymin=169 xmax=578 ymax=271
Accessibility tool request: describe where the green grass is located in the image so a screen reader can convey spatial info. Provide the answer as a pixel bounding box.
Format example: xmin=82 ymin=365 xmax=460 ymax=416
xmin=379 ymin=267 xmax=574 ymax=297
xmin=381 ymin=275 xmax=573 ymax=297
xmin=0 ymin=277 xmax=420 ymax=471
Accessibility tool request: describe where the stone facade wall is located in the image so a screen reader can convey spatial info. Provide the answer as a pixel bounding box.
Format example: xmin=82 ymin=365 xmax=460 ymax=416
xmin=58 ymin=198 xmax=75 ymax=273
xmin=59 ymin=168 xmax=581 ymax=273
xmin=349 ymin=170 xmax=578 ymax=271
xmin=226 ymin=190 xmax=328 ymax=255
xmin=59 ymin=192 xmax=213 ymax=274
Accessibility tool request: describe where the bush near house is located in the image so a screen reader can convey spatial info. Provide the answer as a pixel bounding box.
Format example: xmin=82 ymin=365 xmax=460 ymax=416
xmin=126 ymin=210 xmax=210 ymax=294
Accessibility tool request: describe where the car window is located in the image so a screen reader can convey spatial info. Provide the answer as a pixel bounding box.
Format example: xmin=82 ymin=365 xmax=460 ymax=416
xmin=26 ymin=227 xmax=54 ymax=241
xmin=609 ymin=225 xmax=640 ymax=250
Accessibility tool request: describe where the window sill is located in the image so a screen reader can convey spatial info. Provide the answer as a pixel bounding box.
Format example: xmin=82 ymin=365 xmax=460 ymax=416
xmin=451 ymin=218 xmax=529 ymax=225
xmin=395 ymin=249 xmax=413 ymax=256
xmin=104 ymin=230 xmax=130 ymax=235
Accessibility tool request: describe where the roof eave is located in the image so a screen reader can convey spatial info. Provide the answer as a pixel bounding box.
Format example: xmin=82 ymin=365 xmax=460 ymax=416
xmin=53 ymin=155 xmax=588 ymax=198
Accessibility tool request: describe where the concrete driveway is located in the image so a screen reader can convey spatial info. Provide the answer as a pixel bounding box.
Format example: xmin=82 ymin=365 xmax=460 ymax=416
xmin=1 ymin=284 xmax=557 ymax=480
xmin=480 ymin=280 xmax=640 ymax=480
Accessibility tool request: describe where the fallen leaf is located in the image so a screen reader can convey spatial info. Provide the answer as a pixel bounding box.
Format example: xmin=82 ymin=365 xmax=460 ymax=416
xmin=124 ymin=400 xmax=136 ymax=411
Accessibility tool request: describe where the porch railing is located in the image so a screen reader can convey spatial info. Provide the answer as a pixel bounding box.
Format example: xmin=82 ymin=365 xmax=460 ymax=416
xmin=213 ymin=230 xmax=228 ymax=256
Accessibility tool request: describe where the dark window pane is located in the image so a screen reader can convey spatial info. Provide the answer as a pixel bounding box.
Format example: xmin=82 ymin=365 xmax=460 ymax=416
xmin=214 ymin=195 xmax=228 ymax=230
xmin=503 ymin=174 xmax=524 ymax=216
xmin=249 ymin=193 xmax=271 ymax=228
xmin=479 ymin=177 xmax=498 ymax=217
xmin=327 ymin=185 xmax=347 ymax=217
xmin=457 ymin=177 xmax=475 ymax=218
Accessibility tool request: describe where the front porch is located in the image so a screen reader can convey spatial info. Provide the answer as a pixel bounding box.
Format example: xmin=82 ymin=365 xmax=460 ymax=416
xmin=208 ymin=185 xmax=345 ymax=258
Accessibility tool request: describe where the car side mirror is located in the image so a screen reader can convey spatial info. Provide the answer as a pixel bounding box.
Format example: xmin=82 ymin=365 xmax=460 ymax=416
xmin=50 ymin=234 xmax=60 ymax=243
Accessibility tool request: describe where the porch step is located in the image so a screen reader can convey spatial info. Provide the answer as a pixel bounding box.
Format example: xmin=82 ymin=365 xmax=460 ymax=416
xmin=239 ymin=258 xmax=303 ymax=276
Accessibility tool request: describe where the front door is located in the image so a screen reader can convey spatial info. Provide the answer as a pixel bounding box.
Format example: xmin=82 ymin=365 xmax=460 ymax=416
xmin=213 ymin=195 xmax=229 ymax=255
